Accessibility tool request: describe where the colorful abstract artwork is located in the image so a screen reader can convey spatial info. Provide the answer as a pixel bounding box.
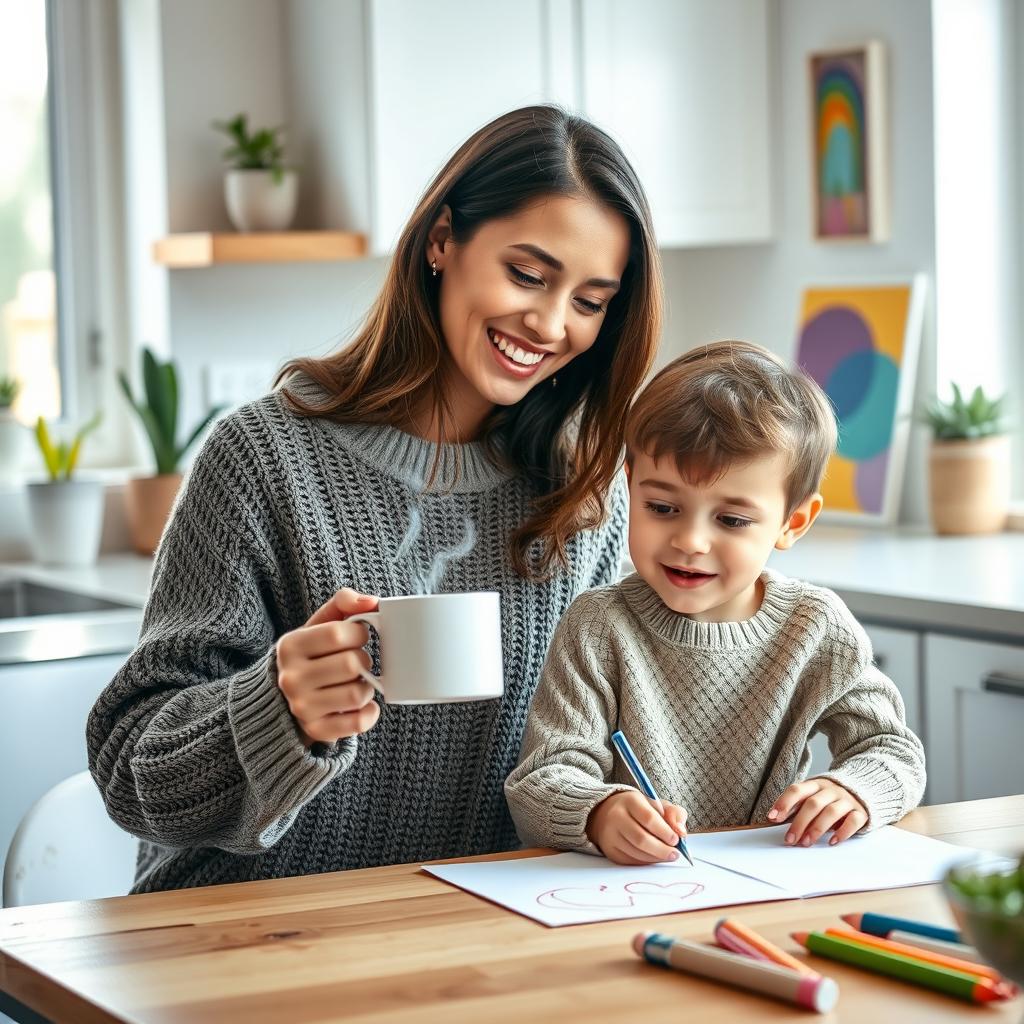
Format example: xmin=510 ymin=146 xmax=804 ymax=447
xmin=795 ymin=278 xmax=926 ymax=524
xmin=810 ymin=42 xmax=888 ymax=242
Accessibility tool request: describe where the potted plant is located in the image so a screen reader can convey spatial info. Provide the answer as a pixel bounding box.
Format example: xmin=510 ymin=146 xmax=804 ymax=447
xmin=213 ymin=113 xmax=298 ymax=231
xmin=28 ymin=413 xmax=104 ymax=566
xmin=0 ymin=376 xmax=25 ymax=483
xmin=922 ymin=383 xmax=1010 ymax=535
xmin=118 ymin=348 xmax=224 ymax=555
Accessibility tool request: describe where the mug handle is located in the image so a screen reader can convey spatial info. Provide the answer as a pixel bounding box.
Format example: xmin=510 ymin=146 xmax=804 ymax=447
xmin=349 ymin=612 xmax=384 ymax=695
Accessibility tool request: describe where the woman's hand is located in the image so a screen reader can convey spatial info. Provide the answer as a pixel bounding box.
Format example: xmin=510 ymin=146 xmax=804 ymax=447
xmin=768 ymin=778 xmax=869 ymax=846
xmin=585 ymin=790 xmax=688 ymax=865
xmin=276 ymin=588 xmax=381 ymax=746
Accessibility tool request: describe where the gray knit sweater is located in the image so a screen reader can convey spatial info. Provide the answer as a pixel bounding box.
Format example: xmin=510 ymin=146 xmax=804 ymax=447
xmin=505 ymin=571 xmax=926 ymax=854
xmin=86 ymin=388 xmax=627 ymax=893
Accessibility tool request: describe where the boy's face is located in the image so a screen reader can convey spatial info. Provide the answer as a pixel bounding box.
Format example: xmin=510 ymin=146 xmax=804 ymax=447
xmin=627 ymin=450 xmax=820 ymax=622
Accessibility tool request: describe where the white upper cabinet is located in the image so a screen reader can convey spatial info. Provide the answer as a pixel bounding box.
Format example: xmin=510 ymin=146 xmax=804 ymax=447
xmin=367 ymin=0 xmax=577 ymax=254
xmin=579 ymin=0 xmax=772 ymax=247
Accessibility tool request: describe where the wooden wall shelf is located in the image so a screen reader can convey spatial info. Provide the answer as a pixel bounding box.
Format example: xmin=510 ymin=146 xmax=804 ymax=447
xmin=152 ymin=231 xmax=367 ymax=267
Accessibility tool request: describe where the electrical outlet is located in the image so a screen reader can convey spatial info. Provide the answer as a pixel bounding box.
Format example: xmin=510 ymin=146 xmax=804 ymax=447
xmin=204 ymin=362 xmax=276 ymax=409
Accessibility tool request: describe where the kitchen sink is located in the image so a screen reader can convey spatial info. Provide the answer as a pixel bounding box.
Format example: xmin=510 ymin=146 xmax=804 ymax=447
xmin=0 ymin=574 xmax=143 ymax=665
xmin=0 ymin=578 xmax=135 ymax=618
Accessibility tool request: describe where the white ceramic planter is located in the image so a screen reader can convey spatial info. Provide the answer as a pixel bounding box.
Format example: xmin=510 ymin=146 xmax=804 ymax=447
xmin=26 ymin=479 xmax=105 ymax=566
xmin=0 ymin=411 xmax=27 ymax=482
xmin=224 ymin=169 xmax=299 ymax=231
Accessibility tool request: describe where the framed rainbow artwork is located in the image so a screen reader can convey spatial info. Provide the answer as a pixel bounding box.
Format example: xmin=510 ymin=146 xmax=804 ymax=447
xmin=795 ymin=277 xmax=927 ymax=525
xmin=809 ymin=42 xmax=888 ymax=242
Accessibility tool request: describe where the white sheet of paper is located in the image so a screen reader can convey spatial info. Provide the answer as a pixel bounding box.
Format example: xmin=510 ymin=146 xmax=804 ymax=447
xmin=691 ymin=824 xmax=1004 ymax=896
xmin=424 ymin=852 xmax=792 ymax=927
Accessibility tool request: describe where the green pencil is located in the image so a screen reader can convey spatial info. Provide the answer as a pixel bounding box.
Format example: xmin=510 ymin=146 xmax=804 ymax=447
xmin=791 ymin=931 xmax=1012 ymax=1003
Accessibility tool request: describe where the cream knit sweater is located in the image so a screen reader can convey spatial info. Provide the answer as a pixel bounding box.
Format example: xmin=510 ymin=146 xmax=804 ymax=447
xmin=505 ymin=570 xmax=926 ymax=853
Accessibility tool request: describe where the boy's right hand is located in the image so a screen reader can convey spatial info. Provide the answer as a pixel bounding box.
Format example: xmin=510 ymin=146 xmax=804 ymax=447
xmin=586 ymin=790 xmax=689 ymax=865
xmin=276 ymin=588 xmax=381 ymax=746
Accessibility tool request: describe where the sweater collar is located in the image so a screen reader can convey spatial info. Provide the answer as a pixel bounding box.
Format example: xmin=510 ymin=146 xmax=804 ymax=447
xmin=282 ymin=375 xmax=512 ymax=494
xmin=332 ymin=422 xmax=512 ymax=494
xmin=619 ymin=569 xmax=802 ymax=648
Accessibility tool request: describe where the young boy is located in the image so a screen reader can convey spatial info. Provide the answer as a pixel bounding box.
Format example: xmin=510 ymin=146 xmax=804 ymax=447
xmin=505 ymin=340 xmax=926 ymax=865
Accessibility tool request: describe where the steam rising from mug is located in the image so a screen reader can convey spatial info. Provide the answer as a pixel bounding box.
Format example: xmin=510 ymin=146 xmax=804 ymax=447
xmin=395 ymin=472 xmax=478 ymax=594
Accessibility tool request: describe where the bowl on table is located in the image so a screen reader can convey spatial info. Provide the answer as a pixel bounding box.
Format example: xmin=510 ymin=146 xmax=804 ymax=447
xmin=943 ymin=855 xmax=1024 ymax=990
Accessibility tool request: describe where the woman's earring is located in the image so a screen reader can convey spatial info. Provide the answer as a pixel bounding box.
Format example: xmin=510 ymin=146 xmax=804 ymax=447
xmin=431 ymin=260 xmax=437 ymax=277
xmin=552 ymin=375 xmax=558 ymax=388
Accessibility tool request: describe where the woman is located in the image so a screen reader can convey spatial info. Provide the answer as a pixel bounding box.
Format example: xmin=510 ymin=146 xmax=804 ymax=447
xmin=88 ymin=105 xmax=663 ymax=892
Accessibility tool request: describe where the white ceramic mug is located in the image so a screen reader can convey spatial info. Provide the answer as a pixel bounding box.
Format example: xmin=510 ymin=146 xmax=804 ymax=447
xmin=350 ymin=592 xmax=504 ymax=704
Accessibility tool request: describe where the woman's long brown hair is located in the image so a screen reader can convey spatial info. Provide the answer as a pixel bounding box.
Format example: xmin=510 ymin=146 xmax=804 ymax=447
xmin=279 ymin=105 xmax=662 ymax=578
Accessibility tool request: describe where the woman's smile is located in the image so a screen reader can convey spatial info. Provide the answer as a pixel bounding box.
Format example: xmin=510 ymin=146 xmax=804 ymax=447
xmin=486 ymin=327 xmax=551 ymax=379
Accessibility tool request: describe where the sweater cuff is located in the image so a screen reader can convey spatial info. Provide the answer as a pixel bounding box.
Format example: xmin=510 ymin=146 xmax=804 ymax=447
xmin=547 ymin=780 xmax=636 ymax=855
xmin=228 ymin=647 xmax=357 ymax=843
xmin=818 ymin=760 xmax=908 ymax=832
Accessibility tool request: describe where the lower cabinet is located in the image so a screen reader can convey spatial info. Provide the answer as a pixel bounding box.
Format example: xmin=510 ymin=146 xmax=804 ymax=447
xmin=0 ymin=653 xmax=128 ymax=901
xmin=924 ymin=633 xmax=1024 ymax=804
xmin=808 ymin=624 xmax=921 ymax=781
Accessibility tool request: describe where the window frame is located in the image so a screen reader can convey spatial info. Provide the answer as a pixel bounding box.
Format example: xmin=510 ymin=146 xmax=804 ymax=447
xmin=43 ymin=0 xmax=135 ymax=468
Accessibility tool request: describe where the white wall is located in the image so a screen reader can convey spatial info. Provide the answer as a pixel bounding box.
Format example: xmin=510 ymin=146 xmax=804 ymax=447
xmin=157 ymin=0 xmax=385 ymax=434
xmin=154 ymin=0 xmax=939 ymax=520
xmin=658 ymin=0 xmax=937 ymax=524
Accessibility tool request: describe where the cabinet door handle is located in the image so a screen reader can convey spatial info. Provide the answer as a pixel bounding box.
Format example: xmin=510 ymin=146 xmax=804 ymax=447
xmin=982 ymin=673 xmax=1024 ymax=698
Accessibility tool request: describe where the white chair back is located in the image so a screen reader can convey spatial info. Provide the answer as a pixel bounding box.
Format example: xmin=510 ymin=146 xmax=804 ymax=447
xmin=3 ymin=771 xmax=137 ymax=907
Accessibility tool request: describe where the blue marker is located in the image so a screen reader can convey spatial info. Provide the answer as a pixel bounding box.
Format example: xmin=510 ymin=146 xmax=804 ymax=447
xmin=841 ymin=911 xmax=962 ymax=945
xmin=611 ymin=729 xmax=693 ymax=866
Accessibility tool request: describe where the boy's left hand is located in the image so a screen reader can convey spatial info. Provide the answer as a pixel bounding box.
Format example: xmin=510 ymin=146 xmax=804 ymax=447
xmin=767 ymin=778 xmax=868 ymax=846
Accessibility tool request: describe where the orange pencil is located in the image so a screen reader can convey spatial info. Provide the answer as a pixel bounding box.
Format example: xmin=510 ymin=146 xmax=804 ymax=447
xmin=714 ymin=917 xmax=818 ymax=977
xmin=824 ymin=927 xmax=1012 ymax=989
xmin=793 ymin=931 xmax=1014 ymax=1004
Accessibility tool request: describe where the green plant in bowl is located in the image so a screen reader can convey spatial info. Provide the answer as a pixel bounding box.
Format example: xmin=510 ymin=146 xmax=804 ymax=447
xmin=944 ymin=856 xmax=1024 ymax=988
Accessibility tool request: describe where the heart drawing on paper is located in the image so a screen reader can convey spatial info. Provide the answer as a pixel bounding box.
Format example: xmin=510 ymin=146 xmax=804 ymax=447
xmin=536 ymin=880 xmax=705 ymax=911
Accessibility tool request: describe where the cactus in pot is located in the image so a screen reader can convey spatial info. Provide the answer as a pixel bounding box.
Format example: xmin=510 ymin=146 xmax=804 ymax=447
xmin=118 ymin=347 xmax=224 ymax=555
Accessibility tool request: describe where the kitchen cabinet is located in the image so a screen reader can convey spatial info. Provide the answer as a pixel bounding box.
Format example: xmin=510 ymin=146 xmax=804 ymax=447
xmin=367 ymin=0 xmax=576 ymax=253
xmin=362 ymin=0 xmax=772 ymax=252
xmin=580 ymin=0 xmax=772 ymax=246
xmin=0 ymin=653 xmax=128 ymax=900
xmin=924 ymin=633 xmax=1024 ymax=805
xmin=807 ymin=624 xmax=921 ymax=782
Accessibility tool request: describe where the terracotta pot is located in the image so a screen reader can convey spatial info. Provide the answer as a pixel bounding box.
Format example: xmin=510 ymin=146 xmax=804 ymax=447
xmin=928 ymin=435 xmax=1010 ymax=535
xmin=125 ymin=473 xmax=182 ymax=555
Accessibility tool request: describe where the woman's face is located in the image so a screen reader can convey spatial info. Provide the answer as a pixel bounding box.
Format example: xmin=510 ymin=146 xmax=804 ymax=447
xmin=429 ymin=194 xmax=631 ymax=434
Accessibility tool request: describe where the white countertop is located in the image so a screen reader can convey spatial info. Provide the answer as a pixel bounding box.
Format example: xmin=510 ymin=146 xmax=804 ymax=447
xmin=0 ymin=554 xmax=154 ymax=608
xmin=3 ymin=526 xmax=1023 ymax=642
xmin=767 ymin=525 xmax=1024 ymax=639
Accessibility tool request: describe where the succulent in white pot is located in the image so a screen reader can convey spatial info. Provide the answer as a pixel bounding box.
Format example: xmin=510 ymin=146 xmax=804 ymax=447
xmin=213 ymin=113 xmax=298 ymax=231
xmin=0 ymin=376 xmax=27 ymax=483
xmin=27 ymin=413 xmax=105 ymax=566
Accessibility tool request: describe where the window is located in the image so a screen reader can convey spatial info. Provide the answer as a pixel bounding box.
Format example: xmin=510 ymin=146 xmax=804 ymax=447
xmin=1 ymin=0 xmax=131 ymax=469
xmin=0 ymin=1 xmax=59 ymax=423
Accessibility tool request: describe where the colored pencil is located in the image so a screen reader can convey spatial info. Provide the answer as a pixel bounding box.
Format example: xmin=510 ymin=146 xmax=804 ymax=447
xmin=611 ymin=729 xmax=693 ymax=865
xmin=823 ymin=927 xmax=1007 ymax=986
xmin=887 ymin=930 xmax=982 ymax=964
xmin=633 ymin=932 xmax=839 ymax=1012
xmin=840 ymin=911 xmax=961 ymax=944
xmin=714 ymin=917 xmax=819 ymax=977
xmin=792 ymin=931 xmax=1013 ymax=1003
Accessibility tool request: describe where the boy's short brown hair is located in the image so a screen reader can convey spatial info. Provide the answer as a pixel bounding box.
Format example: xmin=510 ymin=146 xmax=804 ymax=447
xmin=625 ymin=340 xmax=838 ymax=515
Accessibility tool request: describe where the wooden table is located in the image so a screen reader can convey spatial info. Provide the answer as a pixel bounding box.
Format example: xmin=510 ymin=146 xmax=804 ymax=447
xmin=1 ymin=797 xmax=1022 ymax=1023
